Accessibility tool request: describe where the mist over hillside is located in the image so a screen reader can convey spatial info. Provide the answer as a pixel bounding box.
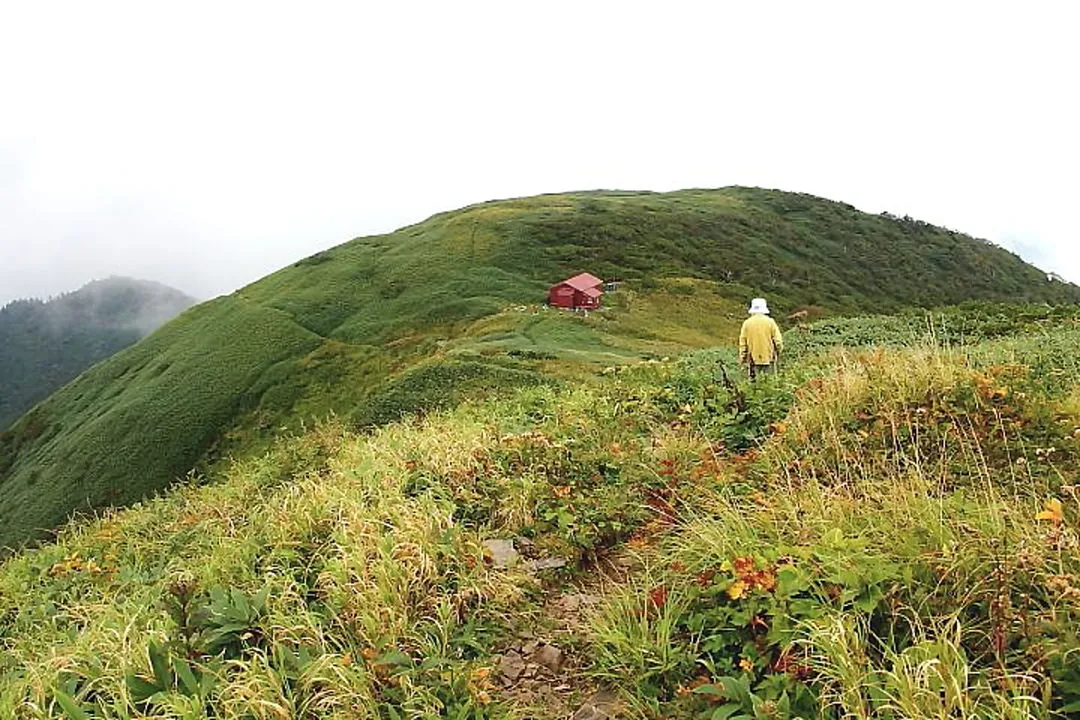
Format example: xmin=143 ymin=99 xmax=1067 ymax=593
xmin=0 ymin=277 xmax=197 ymax=428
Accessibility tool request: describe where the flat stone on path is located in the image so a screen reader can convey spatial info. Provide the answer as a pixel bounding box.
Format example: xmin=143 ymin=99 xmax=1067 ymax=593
xmin=483 ymin=539 xmax=519 ymax=568
xmin=498 ymin=650 xmax=526 ymax=681
xmin=532 ymin=643 xmax=563 ymax=672
xmin=572 ymin=688 xmax=620 ymax=720
xmin=525 ymin=557 xmax=568 ymax=572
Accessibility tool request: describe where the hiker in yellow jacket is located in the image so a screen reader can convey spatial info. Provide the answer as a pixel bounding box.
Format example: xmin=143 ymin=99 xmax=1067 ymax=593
xmin=739 ymin=298 xmax=783 ymax=379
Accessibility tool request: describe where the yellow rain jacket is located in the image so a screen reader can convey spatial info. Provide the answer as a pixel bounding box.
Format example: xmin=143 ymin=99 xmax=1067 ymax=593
xmin=739 ymin=314 xmax=783 ymax=366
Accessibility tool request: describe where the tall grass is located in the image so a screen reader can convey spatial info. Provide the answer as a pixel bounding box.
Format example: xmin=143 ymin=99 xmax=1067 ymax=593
xmin=587 ymin=346 xmax=1080 ymax=719
xmin=2 ymin=327 xmax=1079 ymax=718
xmin=801 ymin=613 xmax=1046 ymax=720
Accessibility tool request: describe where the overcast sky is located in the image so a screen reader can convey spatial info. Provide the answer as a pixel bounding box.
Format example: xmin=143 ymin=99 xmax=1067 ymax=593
xmin=1 ymin=1 xmax=1077 ymax=305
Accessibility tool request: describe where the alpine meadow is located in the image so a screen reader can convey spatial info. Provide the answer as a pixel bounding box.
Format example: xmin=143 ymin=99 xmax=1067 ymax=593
xmin=1 ymin=187 xmax=1079 ymax=719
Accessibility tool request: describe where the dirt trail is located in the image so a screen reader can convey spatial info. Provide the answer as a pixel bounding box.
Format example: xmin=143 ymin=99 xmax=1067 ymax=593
xmin=492 ymin=549 xmax=643 ymax=719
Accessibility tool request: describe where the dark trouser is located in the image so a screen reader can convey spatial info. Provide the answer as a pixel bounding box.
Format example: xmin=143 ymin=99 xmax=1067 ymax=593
xmin=749 ymin=362 xmax=774 ymax=380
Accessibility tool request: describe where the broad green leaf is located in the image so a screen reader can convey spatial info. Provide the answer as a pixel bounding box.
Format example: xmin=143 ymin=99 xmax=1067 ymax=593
xmin=174 ymin=660 xmax=200 ymax=697
xmin=125 ymin=674 xmax=162 ymax=703
xmin=200 ymin=667 xmax=217 ymax=697
xmin=209 ymin=622 xmax=249 ymax=635
xmin=716 ymin=675 xmax=753 ymax=705
xmin=148 ymin=640 xmax=172 ymax=690
xmin=251 ymin=585 xmax=271 ymax=612
xmin=775 ymin=566 xmax=808 ymax=596
xmin=209 ymin=587 xmax=227 ymax=608
xmin=776 ymin=690 xmax=791 ymax=715
xmin=854 ymin=593 xmax=881 ymax=612
xmin=53 ymin=687 xmax=91 ymax=720
xmin=709 ymin=702 xmax=742 ymax=720
xmin=692 ymin=684 xmax=726 ymax=697
xmin=376 ymin=649 xmax=413 ymax=668
xmin=231 ymin=588 xmax=249 ymax=617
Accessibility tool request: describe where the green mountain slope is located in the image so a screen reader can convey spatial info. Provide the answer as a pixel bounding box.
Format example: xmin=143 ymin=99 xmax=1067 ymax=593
xmin=1 ymin=315 xmax=1078 ymax=717
xmin=0 ymin=277 xmax=196 ymax=429
xmin=2 ymin=187 xmax=1077 ymax=550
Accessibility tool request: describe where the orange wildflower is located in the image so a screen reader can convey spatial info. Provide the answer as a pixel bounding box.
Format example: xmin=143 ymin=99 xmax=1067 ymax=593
xmin=727 ymin=580 xmax=748 ymax=600
xmin=1036 ymin=498 xmax=1064 ymax=526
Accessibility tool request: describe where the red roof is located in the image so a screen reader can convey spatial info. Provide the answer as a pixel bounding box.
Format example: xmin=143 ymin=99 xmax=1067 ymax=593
xmin=580 ymin=286 xmax=602 ymax=298
xmin=560 ymin=272 xmax=603 ymax=292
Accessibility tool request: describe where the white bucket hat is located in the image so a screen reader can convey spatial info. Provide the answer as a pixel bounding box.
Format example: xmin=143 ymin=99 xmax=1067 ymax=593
xmin=748 ymin=297 xmax=770 ymax=315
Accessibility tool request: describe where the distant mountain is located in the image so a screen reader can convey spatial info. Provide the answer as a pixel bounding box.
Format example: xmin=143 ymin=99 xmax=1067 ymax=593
xmin=0 ymin=277 xmax=197 ymax=428
xmin=2 ymin=187 xmax=1079 ymax=550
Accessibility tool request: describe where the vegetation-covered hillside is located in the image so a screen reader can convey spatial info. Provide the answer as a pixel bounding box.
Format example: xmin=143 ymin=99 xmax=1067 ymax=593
xmin=0 ymin=277 xmax=196 ymax=429
xmin=1 ymin=311 xmax=1078 ymax=718
xmin=2 ymin=188 xmax=1078 ymax=551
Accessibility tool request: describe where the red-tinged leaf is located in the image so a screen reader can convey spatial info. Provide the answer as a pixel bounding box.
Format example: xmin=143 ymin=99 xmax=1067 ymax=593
xmin=733 ymin=556 xmax=756 ymax=576
xmin=648 ymin=584 xmax=668 ymax=610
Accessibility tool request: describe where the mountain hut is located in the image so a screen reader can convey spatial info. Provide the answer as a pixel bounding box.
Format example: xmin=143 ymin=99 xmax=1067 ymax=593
xmin=548 ymin=272 xmax=603 ymax=310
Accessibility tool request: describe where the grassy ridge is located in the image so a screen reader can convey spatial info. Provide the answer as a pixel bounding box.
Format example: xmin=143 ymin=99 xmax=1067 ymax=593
xmin=3 ymin=188 xmax=1079 ymax=551
xmin=0 ymin=298 xmax=323 ymax=547
xmin=1 ymin=315 xmax=1078 ymax=718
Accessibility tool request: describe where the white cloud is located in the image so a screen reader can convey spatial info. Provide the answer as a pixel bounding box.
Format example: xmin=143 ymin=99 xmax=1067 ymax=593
xmin=2 ymin=0 xmax=1078 ymax=303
